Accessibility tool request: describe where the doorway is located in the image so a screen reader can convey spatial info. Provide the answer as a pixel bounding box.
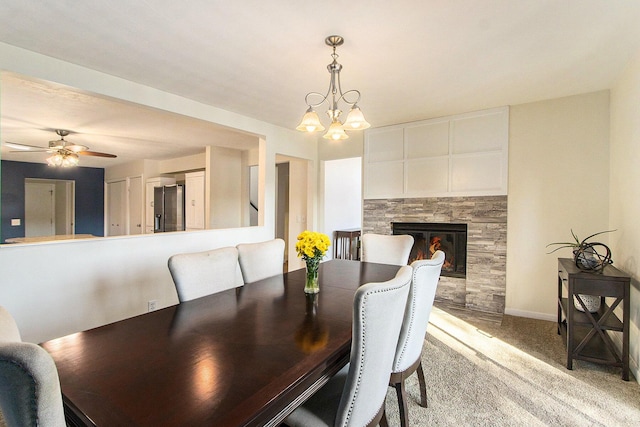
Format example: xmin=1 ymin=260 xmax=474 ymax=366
xmin=275 ymin=156 xmax=310 ymax=272
xmin=322 ymin=157 xmax=362 ymax=260
xmin=25 ymin=178 xmax=75 ymax=238
xmin=107 ymin=176 xmax=144 ymax=237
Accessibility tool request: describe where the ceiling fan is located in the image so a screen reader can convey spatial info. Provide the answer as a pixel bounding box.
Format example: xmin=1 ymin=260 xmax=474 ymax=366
xmin=5 ymin=129 xmax=117 ymax=167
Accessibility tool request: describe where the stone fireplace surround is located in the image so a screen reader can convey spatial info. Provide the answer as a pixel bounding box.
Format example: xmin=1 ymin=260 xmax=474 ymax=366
xmin=363 ymin=195 xmax=507 ymax=314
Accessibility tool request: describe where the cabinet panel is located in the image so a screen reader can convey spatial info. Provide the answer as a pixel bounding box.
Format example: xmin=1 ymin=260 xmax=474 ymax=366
xmin=364 ymin=162 xmax=403 ymax=198
xmin=451 ymin=152 xmax=503 ymax=192
xmin=406 ymin=157 xmax=448 ymax=194
xmin=185 ymin=171 xmax=205 ymax=230
xmin=367 ymin=128 xmax=404 ymax=163
xmin=107 ymin=180 xmax=126 ymax=236
xmin=128 ymin=176 xmax=143 ymax=235
xmin=406 ymin=121 xmax=449 ymax=158
xmin=451 ymin=110 xmax=506 ymax=154
xmin=364 ymin=106 xmax=508 ymax=199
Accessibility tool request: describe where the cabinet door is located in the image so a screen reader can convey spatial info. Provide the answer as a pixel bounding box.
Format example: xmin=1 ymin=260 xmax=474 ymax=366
xmin=107 ymin=180 xmax=126 ymax=236
xmin=128 ymin=176 xmax=143 ymax=235
xmin=185 ymin=172 xmax=205 ymax=230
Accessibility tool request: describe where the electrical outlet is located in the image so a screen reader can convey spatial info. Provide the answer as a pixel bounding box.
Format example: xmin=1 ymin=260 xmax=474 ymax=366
xmin=148 ymin=300 xmax=158 ymax=312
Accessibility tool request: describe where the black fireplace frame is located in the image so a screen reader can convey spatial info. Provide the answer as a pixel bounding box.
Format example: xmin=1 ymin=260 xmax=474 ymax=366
xmin=392 ymin=222 xmax=467 ymax=278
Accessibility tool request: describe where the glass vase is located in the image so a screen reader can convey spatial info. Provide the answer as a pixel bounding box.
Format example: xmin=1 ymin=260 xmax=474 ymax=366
xmin=304 ymin=264 xmax=320 ymax=294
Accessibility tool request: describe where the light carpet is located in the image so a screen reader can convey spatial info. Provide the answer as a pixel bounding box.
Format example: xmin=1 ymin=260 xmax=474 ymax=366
xmin=383 ymin=306 xmax=640 ymax=426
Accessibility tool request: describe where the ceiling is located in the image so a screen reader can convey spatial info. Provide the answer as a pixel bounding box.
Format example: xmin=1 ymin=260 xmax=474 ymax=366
xmin=1 ymin=1 xmax=640 ymax=167
xmin=0 ymin=73 xmax=259 ymax=168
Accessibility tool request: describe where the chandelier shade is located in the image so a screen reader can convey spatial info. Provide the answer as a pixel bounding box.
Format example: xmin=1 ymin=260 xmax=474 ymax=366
xmin=295 ymin=107 xmax=325 ymax=132
xmin=343 ymin=105 xmax=370 ymax=130
xmin=297 ymin=35 xmax=370 ymax=140
xmin=323 ymin=119 xmax=349 ymax=140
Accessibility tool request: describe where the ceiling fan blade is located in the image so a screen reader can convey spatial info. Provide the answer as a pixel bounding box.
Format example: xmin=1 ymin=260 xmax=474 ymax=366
xmin=4 ymin=141 xmax=47 ymax=151
xmin=77 ymin=151 xmax=117 ymax=158
xmin=10 ymin=149 xmax=50 ymax=153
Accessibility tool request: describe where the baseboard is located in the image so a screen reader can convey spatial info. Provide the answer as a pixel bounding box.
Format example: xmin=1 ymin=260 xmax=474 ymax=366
xmin=504 ymin=307 xmax=556 ymax=322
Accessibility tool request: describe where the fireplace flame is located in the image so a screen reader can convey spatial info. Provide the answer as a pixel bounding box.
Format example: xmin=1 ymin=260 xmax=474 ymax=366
xmin=410 ymin=235 xmax=453 ymax=270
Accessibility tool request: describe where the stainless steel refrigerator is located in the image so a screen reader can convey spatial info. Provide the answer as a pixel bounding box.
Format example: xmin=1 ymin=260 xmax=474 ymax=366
xmin=153 ymin=184 xmax=185 ymax=232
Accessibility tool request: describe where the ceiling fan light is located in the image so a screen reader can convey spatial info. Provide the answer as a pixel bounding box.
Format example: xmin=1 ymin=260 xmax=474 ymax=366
xmin=343 ymin=105 xmax=371 ymax=130
xmin=296 ymin=108 xmax=325 ymax=132
xmin=323 ymin=119 xmax=349 ymax=140
xmin=46 ymin=151 xmax=79 ymax=167
xmin=62 ymin=153 xmax=79 ymax=167
xmin=46 ymin=153 xmax=63 ymax=167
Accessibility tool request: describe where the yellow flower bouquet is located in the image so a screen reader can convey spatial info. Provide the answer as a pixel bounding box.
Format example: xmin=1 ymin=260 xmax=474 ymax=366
xmin=296 ymin=230 xmax=331 ymax=293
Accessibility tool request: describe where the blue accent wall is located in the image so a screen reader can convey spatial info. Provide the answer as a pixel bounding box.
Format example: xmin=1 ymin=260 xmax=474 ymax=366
xmin=1 ymin=160 xmax=105 ymax=243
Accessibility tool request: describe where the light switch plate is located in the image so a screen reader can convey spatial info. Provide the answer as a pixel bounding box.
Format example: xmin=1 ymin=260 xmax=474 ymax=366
xmin=11 ymin=218 xmax=21 ymax=226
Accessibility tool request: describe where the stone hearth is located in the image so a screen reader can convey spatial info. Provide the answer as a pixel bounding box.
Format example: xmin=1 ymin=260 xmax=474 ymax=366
xmin=363 ymin=196 xmax=507 ymax=314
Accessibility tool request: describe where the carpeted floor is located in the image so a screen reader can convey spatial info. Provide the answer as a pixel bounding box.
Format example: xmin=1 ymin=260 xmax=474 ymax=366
xmin=383 ymin=303 xmax=640 ymax=426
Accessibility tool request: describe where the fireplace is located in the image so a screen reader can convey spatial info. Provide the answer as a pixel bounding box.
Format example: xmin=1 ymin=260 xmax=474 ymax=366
xmin=392 ymin=222 xmax=467 ymax=278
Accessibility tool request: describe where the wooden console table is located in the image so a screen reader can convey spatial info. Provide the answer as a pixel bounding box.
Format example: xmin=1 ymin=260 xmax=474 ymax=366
xmin=556 ymin=258 xmax=630 ymax=380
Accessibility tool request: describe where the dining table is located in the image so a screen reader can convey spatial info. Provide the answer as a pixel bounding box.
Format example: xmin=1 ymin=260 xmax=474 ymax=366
xmin=40 ymin=259 xmax=401 ymax=427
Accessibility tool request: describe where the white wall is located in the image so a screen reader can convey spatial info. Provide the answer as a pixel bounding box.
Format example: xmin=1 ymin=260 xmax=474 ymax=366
xmin=0 ymin=43 xmax=316 ymax=343
xmin=322 ymin=157 xmax=362 ymax=259
xmin=208 ymin=146 xmax=242 ymax=229
xmin=105 ymin=159 xmax=147 ymax=181
xmin=610 ymin=49 xmax=640 ymax=381
xmin=506 ymin=91 xmax=610 ymax=319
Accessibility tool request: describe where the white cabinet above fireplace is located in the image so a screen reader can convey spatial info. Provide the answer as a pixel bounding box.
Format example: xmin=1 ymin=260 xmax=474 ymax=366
xmin=364 ymin=106 xmax=509 ymax=199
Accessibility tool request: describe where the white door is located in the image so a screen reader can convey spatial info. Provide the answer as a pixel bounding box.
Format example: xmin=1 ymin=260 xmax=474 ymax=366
xmin=128 ymin=176 xmax=143 ymax=235
xmin=25 ymin=182 xmax=55 ymax=237
xmin=185 ymin=172 xmax=205 ymax=230
xmin=107 ymin=180 xmax=126 ymax=236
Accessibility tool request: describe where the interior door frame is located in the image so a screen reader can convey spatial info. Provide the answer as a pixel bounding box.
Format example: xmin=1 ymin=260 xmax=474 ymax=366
xmin=25 ymin=177 xmax=75 ymax=237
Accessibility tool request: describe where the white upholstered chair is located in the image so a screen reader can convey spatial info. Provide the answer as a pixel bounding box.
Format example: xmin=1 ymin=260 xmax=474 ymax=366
xmin=361 ymin=234 xmax=414 ymax=266
xmin=0 ymin=306 xmax=66 ymax=427
xmin=284 ymin=265 xmax=413 ymax=427
xmin=389 ymin=250 xmax=445 ymax=427
xmin=168 ymin=246 xmax=244 ymax=302
xmin=236 ymin=238 xmax=285 ymax=283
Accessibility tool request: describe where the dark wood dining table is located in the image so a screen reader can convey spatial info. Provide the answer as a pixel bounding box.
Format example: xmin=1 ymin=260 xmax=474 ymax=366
xmin=41 ymin=259 xmax=401 ymax=427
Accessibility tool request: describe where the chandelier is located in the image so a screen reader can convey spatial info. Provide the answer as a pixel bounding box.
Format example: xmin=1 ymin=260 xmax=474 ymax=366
xmin=296 ymin=35 xmax=370 ymax=140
